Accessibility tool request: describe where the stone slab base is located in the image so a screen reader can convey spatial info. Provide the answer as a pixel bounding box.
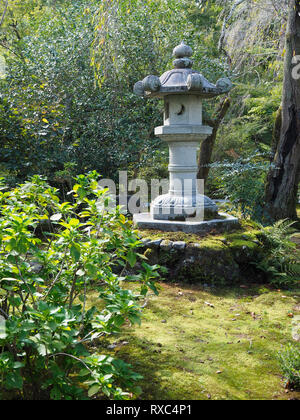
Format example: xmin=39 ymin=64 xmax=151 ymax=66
xmin=133 ymin=212 xmax=239 ymax=234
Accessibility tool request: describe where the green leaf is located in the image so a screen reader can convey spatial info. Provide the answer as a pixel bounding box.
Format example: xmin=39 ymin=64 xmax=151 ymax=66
xmin=50 ymin=387 xmax=62 ymax=400
xmin=13 ymin=361 xmax=25 ymax=369
xmin=8 ymin=296 xmax=22 ymax=308
xmin=5 ymin=372 xmax=23 ymax=390
xmin=37 ymin=343 xmax=48 ymax=356
xmin=0 ymin=319 xmax=7 ymax=339
xmin=86 ymin=263 xmax=97 ymax=277
xmin=126 ymin=250 xmax=136 ymax=268
xmin=88 ymin=384 xmax=100 ymax=397
xmin=70 ymin=243 xmax=81 ymax=262
xmin=69 ymin=218 xmax=80 ymax=227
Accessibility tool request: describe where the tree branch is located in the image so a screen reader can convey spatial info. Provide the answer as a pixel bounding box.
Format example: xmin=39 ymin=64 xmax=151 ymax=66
xmin=218 ymin=0 xmax=248 ymax=53
xmin=0 ymin=0 xmax=9 ymax=29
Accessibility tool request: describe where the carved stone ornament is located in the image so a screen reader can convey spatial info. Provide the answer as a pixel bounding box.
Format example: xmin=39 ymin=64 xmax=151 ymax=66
xmin=133 ymin=41 xmax=233 ymax=99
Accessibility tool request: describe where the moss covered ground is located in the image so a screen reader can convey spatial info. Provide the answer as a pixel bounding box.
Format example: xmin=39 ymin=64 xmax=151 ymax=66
xmin=137 ymin=219 xmax=259 ymax=245
xmin=87 ymin=213 xmax=300 ymax=400
xmin=88 ymin=281 xmax=300 ymax=400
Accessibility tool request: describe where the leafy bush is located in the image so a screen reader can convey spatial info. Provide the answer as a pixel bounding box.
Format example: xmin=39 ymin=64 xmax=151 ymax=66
xmin=213 ymin=83 xmax=282 ymax=162
xmin=278 ymin=344 xmax=300 ymax=389
xmin=255 ymin=220 xmax=300 ymax=287
xmin=0 ymin=1 xmax=163 ymax=186
xmin=0 ymin=0 xmax=231 ymax=187
xmin=0 ymin=172 xmax=160 ymax=400
xmin=209 ymin=153 xmax=270 ymax=221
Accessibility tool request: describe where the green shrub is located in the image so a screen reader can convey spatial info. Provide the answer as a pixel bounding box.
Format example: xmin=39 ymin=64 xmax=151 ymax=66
xmin=278 ymin=344 xmax=300 ymax=389
xmin=0 ymin=1 xmax=163 ymax=186
xmin=0 ymin=172 xmax=160 ymax=400
xmin=209 ymin=153 xmax=270 ymax=221
xmin=255 ymin=220 xmax=300 ymax=288
xmin=0 ymin=0 xmax=231 ymax=187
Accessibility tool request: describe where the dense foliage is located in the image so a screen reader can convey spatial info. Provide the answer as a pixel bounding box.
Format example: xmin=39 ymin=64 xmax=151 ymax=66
xmin=0 ymin=172 xmax=160 ymax=400
xmin=255 ymin=220 xmax=300 ymax=287
xmin=0 ymin=0 xmax=229 ymax=186
xmin=209 ymin=153 xmax=270 ymax=221
xmin=278 ymin=344 xmax=300 ymax=389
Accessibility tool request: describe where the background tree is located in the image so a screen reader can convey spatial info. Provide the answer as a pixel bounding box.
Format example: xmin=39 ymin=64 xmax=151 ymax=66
xmin=0 ymin=0 xmax=229 ymax=187
xmin=263 ymin=0 xmax=300 ymax=220
xmin=197 ymin=97 xmax=231 ymax=184
xmin=0 ymin=1 xmax=8 ymax=29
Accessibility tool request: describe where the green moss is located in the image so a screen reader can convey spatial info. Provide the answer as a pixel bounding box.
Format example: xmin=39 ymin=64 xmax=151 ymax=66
xmin=139 ymin=230 xmax=206 ymax=244
xmin=225 ymin=230 xmax=260 ymax=242
xmin=88 ymin=282 xmax=300 ymax=400
xmin=227 ymin=239 xmax=258 ymax=251
xmin=138 ymin=220 xmax=261 ymax=246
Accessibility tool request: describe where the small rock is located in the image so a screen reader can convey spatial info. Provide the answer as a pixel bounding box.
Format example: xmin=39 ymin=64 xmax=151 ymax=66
xmin=148 ymin=239 xmax=162 ymax=248
xmin=107 ymin=341 xmax=129 ymax=350
xmin=107 ymin=343 xmax=118 ymax=350
xmin=160 ymin=240 xmax=173 ymax=251
xmin=173 ymin=241 xmax=186 ymax=250
xmin=292 ymin=334 xmax=300 ymax=342
xmin=161 ymin=319 xmax=167 ymax=323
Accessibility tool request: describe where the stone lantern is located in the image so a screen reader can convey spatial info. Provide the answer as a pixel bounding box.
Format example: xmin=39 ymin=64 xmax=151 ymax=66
xmin=133 ymin=42 xmax=238 ymax=233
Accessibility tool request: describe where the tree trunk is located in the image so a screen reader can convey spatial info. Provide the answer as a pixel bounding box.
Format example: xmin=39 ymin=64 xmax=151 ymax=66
xmin=264 ymin=0 xmax=300 ymax=221
xmin=197 ymin=97 xmax=231 ymax=184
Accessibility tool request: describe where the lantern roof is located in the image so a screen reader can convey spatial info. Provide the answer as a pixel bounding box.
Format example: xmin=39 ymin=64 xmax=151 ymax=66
xmin=134 ymin=42 xmax=232 ymax=99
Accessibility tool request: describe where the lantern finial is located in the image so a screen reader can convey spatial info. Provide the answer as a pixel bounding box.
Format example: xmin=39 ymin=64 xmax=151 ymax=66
xmin=172 ymin=42 xmax=193 ymax=69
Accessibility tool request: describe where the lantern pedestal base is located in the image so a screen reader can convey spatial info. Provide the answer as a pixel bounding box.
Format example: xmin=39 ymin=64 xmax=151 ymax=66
xmin=133 ymin=212 xmax=239 ymax=235
xmin=151 ymin=193 xmax=218 ymax=221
